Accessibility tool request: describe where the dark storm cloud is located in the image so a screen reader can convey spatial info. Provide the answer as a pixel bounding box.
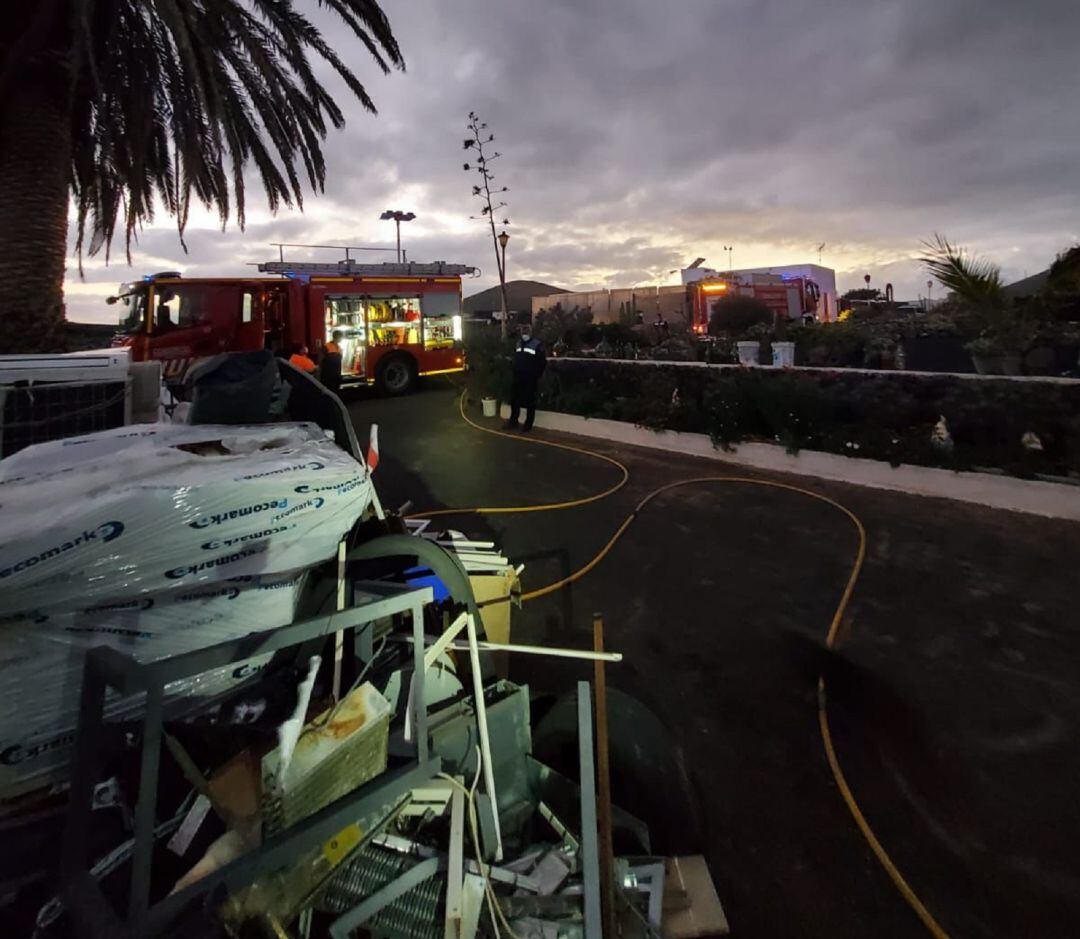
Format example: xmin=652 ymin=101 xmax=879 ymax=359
xmin=67 ymin=0 xmax=1080 ymax=320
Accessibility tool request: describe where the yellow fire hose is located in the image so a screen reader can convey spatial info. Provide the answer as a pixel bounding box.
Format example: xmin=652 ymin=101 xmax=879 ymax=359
xmin=411 ymin=390 xmax=951 ymax=939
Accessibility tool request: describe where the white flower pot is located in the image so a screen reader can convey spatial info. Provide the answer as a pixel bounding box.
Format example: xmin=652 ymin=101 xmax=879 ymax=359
xmin=481 ymin=397 xmax=498 ymax=418
xmin=736 ymin=341 xmax=761 ymax=366
xmin=771 ymin=341 xmax=795 ymax=367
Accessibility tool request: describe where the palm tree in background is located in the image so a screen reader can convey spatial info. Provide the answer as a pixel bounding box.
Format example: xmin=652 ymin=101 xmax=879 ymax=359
xmin=919 ymin=234 xmax=1008 ymax=315
xmin=0 ymin=0 xmax=403 ymax=353
xmin=919 ymin=233 xmax=1025 ymax=353
xmin=920 ymin=234 xmax=1080 ymax=361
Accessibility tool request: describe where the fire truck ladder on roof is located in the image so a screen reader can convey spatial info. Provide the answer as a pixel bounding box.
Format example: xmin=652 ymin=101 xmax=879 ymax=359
xmin=258 ymin=260 xmax=478 ymax=277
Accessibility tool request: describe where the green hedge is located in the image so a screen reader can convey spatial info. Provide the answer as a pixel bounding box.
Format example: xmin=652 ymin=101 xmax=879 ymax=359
xmin=535 ymin=361 xmax=1080 ymax=479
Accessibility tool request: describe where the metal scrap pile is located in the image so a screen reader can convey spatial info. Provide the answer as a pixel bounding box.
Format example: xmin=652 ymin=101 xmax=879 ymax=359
xmin=0 ymin=418 xmax=725 ymax=939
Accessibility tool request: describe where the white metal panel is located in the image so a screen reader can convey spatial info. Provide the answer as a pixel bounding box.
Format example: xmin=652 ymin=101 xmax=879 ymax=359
xmin=0 ymin=351 xmax=130 ymax=385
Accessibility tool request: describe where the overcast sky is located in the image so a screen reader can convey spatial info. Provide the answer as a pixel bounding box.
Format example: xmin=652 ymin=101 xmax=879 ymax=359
xmin=66 ymin=0 xmax=1080 ymax=322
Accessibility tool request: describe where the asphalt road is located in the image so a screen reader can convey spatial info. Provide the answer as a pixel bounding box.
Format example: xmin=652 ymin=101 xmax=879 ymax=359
xmin=348 ymin=381 xmax=1080 ymax=939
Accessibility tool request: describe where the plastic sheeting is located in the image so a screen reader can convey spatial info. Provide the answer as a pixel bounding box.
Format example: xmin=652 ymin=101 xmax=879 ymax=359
xmin=0 ymin=422 xmax=371 ymax=616
xmin=0 ymin=573 xmax=304 ymax=798
xmin=0 ymin=421 xmax=374 ymax=798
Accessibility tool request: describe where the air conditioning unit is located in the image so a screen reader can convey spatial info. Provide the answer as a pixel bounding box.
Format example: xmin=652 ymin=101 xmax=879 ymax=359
xmin=0 ymin=351 xmax=159 ymax=459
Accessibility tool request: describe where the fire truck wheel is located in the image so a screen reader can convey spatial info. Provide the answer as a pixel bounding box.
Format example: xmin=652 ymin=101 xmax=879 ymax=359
xmin=376 ymin=354 xmax=417 ymax=395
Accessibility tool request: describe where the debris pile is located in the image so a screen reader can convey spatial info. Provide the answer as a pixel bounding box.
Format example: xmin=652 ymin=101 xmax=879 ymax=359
xmin=0 ymin=419 xmax=726 ymax=939
xmin=0 ymin=421 xmax=370 ymax=801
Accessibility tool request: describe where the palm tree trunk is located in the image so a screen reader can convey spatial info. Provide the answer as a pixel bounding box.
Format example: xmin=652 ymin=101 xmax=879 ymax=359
xmin=0 ymin=70 xmax=72 ymax=354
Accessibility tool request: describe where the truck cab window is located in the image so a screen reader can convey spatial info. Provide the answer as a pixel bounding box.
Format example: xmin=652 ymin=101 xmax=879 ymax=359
xmin=116 ymin=286 xmax=148 ymax=334
xmin=154 ymin=290 xmax=178 ymax=334
xmin=152 ymin=284 xmax=215 ymax=334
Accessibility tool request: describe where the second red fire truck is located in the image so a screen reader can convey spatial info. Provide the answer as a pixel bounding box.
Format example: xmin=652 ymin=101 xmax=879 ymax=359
xmin=110 ymin=259 xmax=476 ymax=394
xmin=688 ymin=271 xmax=823 ymax=333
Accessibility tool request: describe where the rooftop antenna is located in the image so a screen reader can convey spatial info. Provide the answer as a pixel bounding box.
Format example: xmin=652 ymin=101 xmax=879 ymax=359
xmin=816 ymin=242 xmax=826 ymax=264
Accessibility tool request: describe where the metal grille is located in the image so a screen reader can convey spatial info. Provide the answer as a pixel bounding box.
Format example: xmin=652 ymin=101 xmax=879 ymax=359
xmin=319 ymin=842 xmax=445 ymax=939
xmin=0 ymin=379 xmax=129 ymax=458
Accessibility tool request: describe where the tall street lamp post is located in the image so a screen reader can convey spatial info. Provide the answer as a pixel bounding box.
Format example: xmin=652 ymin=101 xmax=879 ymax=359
xmin=380 ymin=210 xmax=415 ymax=262
xmin=497 ymin=230 xmax=510 ymax=337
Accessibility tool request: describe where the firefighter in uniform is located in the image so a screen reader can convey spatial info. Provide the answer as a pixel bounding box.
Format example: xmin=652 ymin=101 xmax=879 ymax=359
xmin=319 ymin=330 xmax=344 ymax=394
xmin=503 ymin=325 xmax=547 ymax=432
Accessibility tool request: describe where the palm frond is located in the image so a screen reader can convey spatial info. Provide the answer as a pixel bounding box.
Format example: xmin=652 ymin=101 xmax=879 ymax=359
xmin=64 ymin=0 xmax=403 ymax=264
xmin=919 ymin=233 xmax=1006 ymax=309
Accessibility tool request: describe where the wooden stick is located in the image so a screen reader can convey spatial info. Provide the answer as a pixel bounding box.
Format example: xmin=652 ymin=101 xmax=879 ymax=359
xmin=593 ymin=613 xmax=617 ymax=939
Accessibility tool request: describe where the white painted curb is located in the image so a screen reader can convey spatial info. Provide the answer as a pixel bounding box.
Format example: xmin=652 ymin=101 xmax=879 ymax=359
xmin=500 ymin=405 xmax=1080 ymax=521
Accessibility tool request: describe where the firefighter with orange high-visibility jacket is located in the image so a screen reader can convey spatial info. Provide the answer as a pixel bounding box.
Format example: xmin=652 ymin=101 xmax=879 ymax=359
xmin=289 ymin=344 xmax=317 ymax=374
xmin=503 ymin=323 xmax=546 ymax=433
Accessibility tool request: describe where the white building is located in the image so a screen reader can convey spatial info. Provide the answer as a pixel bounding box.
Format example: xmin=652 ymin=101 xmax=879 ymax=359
xmin=682 ymin=263 xmax=838 ymax=323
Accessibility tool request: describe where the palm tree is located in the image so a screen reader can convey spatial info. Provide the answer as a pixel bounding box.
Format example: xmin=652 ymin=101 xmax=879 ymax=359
xmin=0 ymin=1 xmax=402 ymax=353
xmin=920 ymin=234 xmax=1036 ymax=366
xmin=919 ymin=234 xmax=1008 ymax=315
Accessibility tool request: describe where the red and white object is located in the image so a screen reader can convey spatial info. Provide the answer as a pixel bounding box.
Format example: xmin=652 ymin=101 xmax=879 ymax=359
xmin=367 ymin=424 xmax=380 ymax=473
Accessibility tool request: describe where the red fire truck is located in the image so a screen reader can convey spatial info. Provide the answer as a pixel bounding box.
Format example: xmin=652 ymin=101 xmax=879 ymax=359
xmin=689 ymin=272 xmax=821 ymax=333
xmin=109 ymin=260 xmax=475 ymax=394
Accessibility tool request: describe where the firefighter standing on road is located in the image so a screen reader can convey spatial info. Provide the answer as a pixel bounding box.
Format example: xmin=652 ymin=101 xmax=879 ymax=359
xmin=319 ymin=330 xmax=344 ymax=393
xmin=503 ymin=324 xmax=546 ymax=432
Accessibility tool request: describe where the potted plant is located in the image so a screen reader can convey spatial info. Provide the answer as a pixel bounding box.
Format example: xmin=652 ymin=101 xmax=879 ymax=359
xmin=770 ymin=316 xmax=795 ymax=367
xmin=471 ymin=354 xmax=499 ymax=414
xmin=965 ymin=330 xmax=1030 ymax=375
xmin=736 ymin=323 xmax=768 ymax=366
xmin=921 ymin=235 xmax=1037 ymax=376
xmin=709 ymin=295 xmax=773 ymax=366
xmin=464 ymin=326 xmax=512 ymax=415
xmin=966 ymin=335 xmax=1006 ymax=375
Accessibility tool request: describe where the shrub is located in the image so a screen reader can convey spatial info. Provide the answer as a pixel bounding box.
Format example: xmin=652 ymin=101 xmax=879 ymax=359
xmin=533 ymin=303 xmax=593 ymax=350
xmin=463 ymin=325 xmax=513 ymax=400
xmin=538 ymin=359 xmax=1080 ymax=478
xmin=708 ymin=295 xmax=773 ymax=337
xmin=746 ymin=371 xmax=833 ymax=453
xmin=703 ymin=377 xmax=758 ymax=450
xmin=789 ymin=322 xmax=864 ymax=367
xmin=649 ymin=333 xmax=698 ymax=362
